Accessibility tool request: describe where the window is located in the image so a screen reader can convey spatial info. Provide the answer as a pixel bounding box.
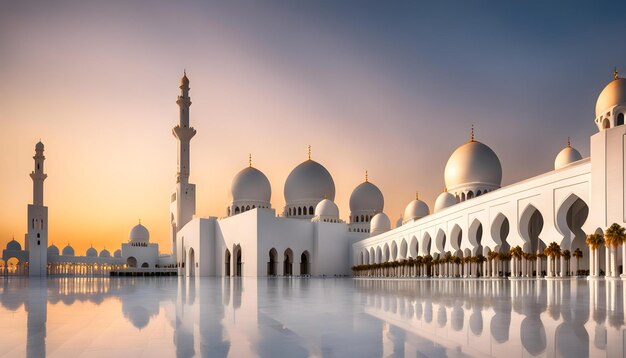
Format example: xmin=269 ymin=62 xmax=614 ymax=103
xmin=309 ymin=206 xmax=314 ymax=215
xmin=298 ymin=207 xmax=302 ymax=215
xmin=618 ymin=113 xmax=624 ymax=126
xmin=37 ymin=233 xmax=40 ymax=238
xmin=37 ymin=240 xmax=40 ymax=245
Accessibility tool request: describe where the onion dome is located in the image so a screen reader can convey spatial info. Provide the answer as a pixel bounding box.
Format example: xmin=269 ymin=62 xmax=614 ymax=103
xmin=370 ymin=213 xmax=391 ymax=236
xmin=314 ymin=198 xmax=340 ymax=221
xmin=86 ymin=246 xmax=97 ymax=257
xmin=284 ymin=148 xmax=335 ymax=217
xmin=6 ymin=239 xmax=21 ymax=251
xmin=129 ymin=222 xmax=149 ymax=244
xmin=230 ymin=158 xmax=271 ymax=208
xmin=35 ymin=141 xmax=44 ymax=151
xmin=444 ymin=128 xmax=502 ymax=198
xmin=403 ymin=193 xmax=430 ymax=224
xmin=349 ymin=172 xmax=384 ymax=214
xmin=114 ymin=249 xmax=122 ymax=258
xmin=395 ymin=216 xmax=403 ymax=228
xmin=99 ymin=249 xmax=111 ymax=258
xmin=554 ymin=138 xmax=583 ymax=170
xmin=596 ymin=73 xmax=626 ymax=117
xmin=47 ymin=244 xmax=59 ymax=256
xmin=62 ymin=244 xmax=75 ymax=256
xmin=434 ymin=190 xmax=457 ymax=213
xmin=181 ymin=70 xmax=189 ymax=87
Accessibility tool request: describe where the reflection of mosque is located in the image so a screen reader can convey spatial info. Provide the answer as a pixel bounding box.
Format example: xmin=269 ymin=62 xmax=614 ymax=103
xmin=355 ymin=279 xmax=625 ymax=357
xmin=1 ymin=278 xmax=625 ymax=357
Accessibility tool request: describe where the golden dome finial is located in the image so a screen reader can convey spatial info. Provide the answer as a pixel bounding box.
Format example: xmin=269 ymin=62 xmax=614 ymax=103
xmin=443 ymin=186 xmax=447 ymax=193
xmin=249 ymin=153 xmax=252 ymax=167
xmin=415 ymin=191 xmax=419 ymax=200
xmin=324 ymin=193 xmax=328 ymax=200
xmin=365 ymin=170 xmax=368 ymax=182
xmin=567 ymin=137 xmax=571 ymax=147
xmin=139 ymin=218 xmax=141 ymax=224
xmin=308 ymin=145 xmax=311 ymax=160
xmin=614 ymin=67 xmax=619 ymax=80
xmin=470 ymin=124 xmax=475 ymax=142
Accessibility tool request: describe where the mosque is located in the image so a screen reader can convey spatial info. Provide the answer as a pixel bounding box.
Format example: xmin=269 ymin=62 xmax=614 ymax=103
xmin=3 ymin=70 xmax=626 ymax=278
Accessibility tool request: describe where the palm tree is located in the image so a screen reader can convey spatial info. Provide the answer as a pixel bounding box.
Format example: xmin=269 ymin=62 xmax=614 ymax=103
xmin=562 ymin=250 xmax=571 ymax=276
xmin=498 ymin=252 xmax=511 ymax=276
xmin=586 ymin=233 xmax=604 ymax=276
xmin=544 ymin=242 xmax=561 ymax=277
xmin=510 ymin=246 xmax=523 ymax=277
xmin=605 ymin=223 xmax=626 ymax=277
xmin=536 ymin=252 xmax=546 ymax=277
xmin=487 ymin=251 xmax=499 ymax=277
xmin=572 ymin=248 xmax=583 ymax=276
xmin=423 ymin=255 xmax=433 ymax=277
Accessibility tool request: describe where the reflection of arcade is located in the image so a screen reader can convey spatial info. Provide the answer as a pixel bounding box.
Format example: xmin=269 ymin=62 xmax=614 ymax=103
xmin=355 ymin=279 xmax=625 ymax=357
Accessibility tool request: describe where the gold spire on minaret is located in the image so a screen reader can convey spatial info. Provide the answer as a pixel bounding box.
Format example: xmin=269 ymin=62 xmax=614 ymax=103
xmin=416 ymin=191 xmax=419 ymax=200
xmin=308 ymin=145 xmax=311 ymax=160
xmin=365 ymin=170 xmax=369 ymax=182
xmin=615 ymin=67 xmax=619 ymax=80
xmin=249 ymin=153 xmax=252 ymax=167
xmin=470 ymin=124 xmax=475 ymax=142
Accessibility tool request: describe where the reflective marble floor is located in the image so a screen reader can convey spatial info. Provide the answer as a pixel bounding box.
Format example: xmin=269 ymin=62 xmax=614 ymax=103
xmin=0 ymin=277 xmax=624 ymax=357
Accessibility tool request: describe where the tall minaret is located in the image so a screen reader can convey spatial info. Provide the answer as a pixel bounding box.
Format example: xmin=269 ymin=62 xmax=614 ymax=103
xmin=170 ymin=72 xmax=197 ymax=268
xmin=28 ymin=141 xmax=48 ymax=276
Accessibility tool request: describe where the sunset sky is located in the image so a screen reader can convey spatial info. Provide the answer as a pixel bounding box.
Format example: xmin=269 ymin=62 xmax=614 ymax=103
xmin=2 ymin=1 xmax=626 ymax=255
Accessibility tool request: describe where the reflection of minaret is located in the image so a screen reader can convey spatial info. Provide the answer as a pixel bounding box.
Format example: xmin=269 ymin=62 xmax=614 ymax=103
xmin=170 ymin=72 xmax=197 ymax=266
xmin=28 ymin=141 xmax=48 ymax=276
xmin=26 ymin=279 xmax=47 ymax=357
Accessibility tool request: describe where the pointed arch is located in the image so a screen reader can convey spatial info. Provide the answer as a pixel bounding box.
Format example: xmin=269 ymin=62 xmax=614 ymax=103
xmin=519 ymin=204 xmax=545 ymax=253
xmin=491 ymin=213 xmax=510 ymax=253
xmin=450 ymin=224 xmax=462 ymax=252
xmin=390 ymin=241 xmax=398 ymax=261
xmin=468 ymin=219 xmax=483 ymax=251
xmin=383 ymin=243 xmax=390 ymax=262
xmin=435 ymin=229 xmax=447 ymax=254
xmin=555 ymin=194 xmax=589 ymax=250
xmin=400 ymin=239 xmax=408 ymax=259
xmin=410 ymin=235 xmax=419 ymax=257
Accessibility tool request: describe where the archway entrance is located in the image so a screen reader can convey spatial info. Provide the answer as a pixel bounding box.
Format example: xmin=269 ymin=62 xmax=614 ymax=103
xmin=225 ymin=249 xmax=231 ymax=277
xmin=233 ymin=245 xmax=242 ymax=276
xmin=284 ymin=248 xmax=293 ymax=276
xmin=127 ymin=256 xmax=137 ymax=268
xmin=188 ymin=248 xmax=195 ymax=276
xmin=300 ymin=251 xmax=310 ymax=275
xmin=141 ymin=262 xmax=149 ymax=268
xmin=268 ymin=248 xmax=278 ymax=276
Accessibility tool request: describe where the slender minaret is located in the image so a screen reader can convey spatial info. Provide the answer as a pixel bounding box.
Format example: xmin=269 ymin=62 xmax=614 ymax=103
xmin=170 ymin=72 xmax=197 ymax=268
xmin=28 ymin=141 xmax=48 ymax=276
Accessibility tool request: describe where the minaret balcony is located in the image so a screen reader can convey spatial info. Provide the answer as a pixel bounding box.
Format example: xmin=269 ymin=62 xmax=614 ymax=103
xmin=172 ymin=125 xmax=196 ymax=140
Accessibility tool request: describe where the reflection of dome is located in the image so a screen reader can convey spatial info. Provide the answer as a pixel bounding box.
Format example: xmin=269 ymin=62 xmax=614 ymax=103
xmin=314 ymin=199 xmax=339 ymax=220
xmin=86 ymin=247 xmax=97 ymax=257
xmin=554 ymin=141 xmax=582 ymax=170
xmin=99 ymin=249 xmax=111 ymax=258
xmin=47 ymin=244 xmax=59 ymax=256
xmin=231 ymin=166 xmax=271 ymax=205
xmin=62 ymin=244 xmax=75 ymax=256
xmin=349 ymin=180 xmax=384 ymax=214
xmin=284 ymin=158 xmax=335 ymax=217
xmin=370 ymin=213 xmax=391 ymax=236
xmin=596 ymin=77 xmax=626 ymax=117
xmin=434 ymin=191 xmax=457 ymax=213
xmin=114 ymin=249 xmax=122 ymax=258
xmin=6 ymin=239 xmax=21 ymax=251
xmin=444 ymin=139 xmax=502 ymax=195
xmin=129 ymin=223 xmax=149 ymax=244
xmin=403 ymin=196 xmax=430 ymax=224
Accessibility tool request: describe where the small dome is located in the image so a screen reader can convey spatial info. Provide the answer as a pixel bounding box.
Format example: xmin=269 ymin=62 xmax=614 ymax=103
xmin=314 ymin=198 xmax=340 ymax=219
xmin=349 ymin=181 xmax=384 ymax=214
xmin=554 ymin=142 xmax=583 ymax=170
xmin=395 ymin=216 xmax=403 ymax=228
xmin=62 ymin=244 xmax=75 ymax=256
xmin=114 ymin=249 xmax=122 ymax=258
xmin=434 ymin=191 xmax=457 ymax=213
xmin=181 ymin=71 xmax=189 ymax=86
xmin=35 ymin=141 xmax=44 ymax=151
xmin=596 ymin=77 xmax=626 ymax=117
xmin=444 ymin=139 xmax=502 ymax=193
xmin=129 ymin=223 xmax=149 ymax=244
xmin=6 ymin=239 xmax=21 ymax=251
xmin=47 ymin=244 xmax=59 ymax=256
xmin=403 ymin=198 xmax=430 ymax=224
xmin=370 ymin=213 xmax=391 ymax=236
xmin=86 ymin=247 xmax=97 ymax=257
xmin=231 ymin=166 xmax=271 ymax=205
xmin=99 ymin=249 xmax=111 ymax=258
xmin=284 ymin=159 xmax=335 ymax=205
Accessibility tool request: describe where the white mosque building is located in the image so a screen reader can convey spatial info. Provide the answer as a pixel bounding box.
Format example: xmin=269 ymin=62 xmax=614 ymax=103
xmin=4 ymin=70 xmax=626 ymax=278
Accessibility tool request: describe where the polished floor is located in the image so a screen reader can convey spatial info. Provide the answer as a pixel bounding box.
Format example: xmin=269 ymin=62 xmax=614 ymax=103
xmin=0 ymin=277 xmax=624 ymax=357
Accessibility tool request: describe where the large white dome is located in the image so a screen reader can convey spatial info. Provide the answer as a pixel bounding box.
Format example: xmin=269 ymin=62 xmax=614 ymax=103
xmin=554 ymin=142 xmax=582 ymax=170
xmin=86 ymin=247 xmax=97 ymax=257
xmin=129 ymin=223 xmax=149 ymax=244
xmin=231 ymin=166 xmax=271 ymax=205
xmin=349 ymin=181 xmax=384 ymax=214
xmin=47 ymin=244 xmax=59 ymax=256
xmin=403 ymin=198 xmax=430 ymax=224
xmin=444 ymin=139 xmax=502 ymax=193
xmin=370 ymin=212 xmax=391 ymax=236
xmin=434 ymin=191 xmax=457 ymax=213
xmin=596 ymin=77 xmax=626 ymax=117
xmin=284 ymin=159 xmax=335 ymax=205
xmin=62 ymin=244 xmax=75 ymax=256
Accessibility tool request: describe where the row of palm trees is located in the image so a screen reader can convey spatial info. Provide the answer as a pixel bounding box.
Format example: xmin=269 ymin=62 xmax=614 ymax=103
xmin=586 ymin=223 xmax=626 ymax=277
